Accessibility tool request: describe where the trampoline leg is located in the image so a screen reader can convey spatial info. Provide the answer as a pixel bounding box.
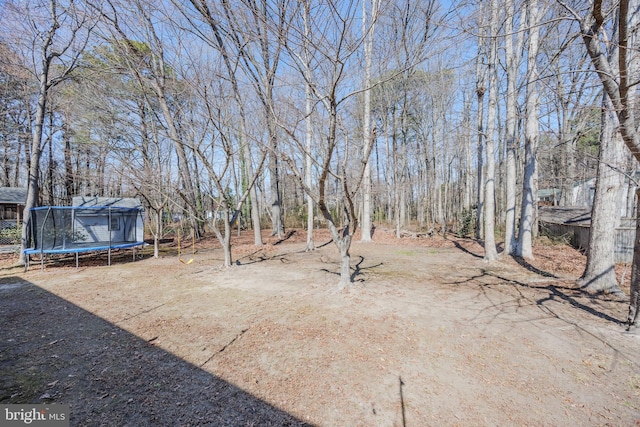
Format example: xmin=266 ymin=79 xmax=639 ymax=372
xmin=76 ymin=252 xmax=79 ymax=270
xmin=40 ymin=254 xmax=44 ymax=271
xmin=108 ymin=247 xmax=111 ymax=266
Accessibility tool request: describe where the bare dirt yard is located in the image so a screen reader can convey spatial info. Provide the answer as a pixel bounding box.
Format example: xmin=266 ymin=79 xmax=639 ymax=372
xmin=1 ymin=228 xmax=639 ymax=426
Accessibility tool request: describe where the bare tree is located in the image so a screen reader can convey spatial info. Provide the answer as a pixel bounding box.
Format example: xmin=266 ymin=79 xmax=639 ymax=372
xmin=360 ymin=0 xmax=381 ymax=242
xmin=0 ymin=0 xmax=94 ymax=265
xmin=184 ymin=0 xmax=266 ymax=246
xmin=560 ymin=0 xmax=640 ymax=330
xmin=516 ymin=0 xmax=542 ymax=260
xmin=301 ymin=0 xmax=315 ymax=251
xmin=0 ymin=42 xmax=30 ymax=189
xmin=204 ymin=0 xmax=289 ymax=239
xmin=93 ymin=0 xmax=203 ymax=234
xmin=571 ymin=4 xmax=625 ymax=296
xmin=282 ymin=0 xmax=377 ymax=288
xmin=475 ymin=11 xmax=487 ymax=240
xmin=483 ymin=0 xmax=499 ymax=261
xmin=189 ymin=91 xmax=268 ymax=267
xmin=504 ymin=0 xmax=527 ymax=255
xmin=579 ymin=92 xmax=626 ymax=295
xmin=158 ymin=1 xmax=271 ymax=267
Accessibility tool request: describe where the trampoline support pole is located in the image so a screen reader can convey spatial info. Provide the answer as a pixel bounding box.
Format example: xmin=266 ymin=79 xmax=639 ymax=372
xmin=108 ymin=207 xmax=112 ymax=266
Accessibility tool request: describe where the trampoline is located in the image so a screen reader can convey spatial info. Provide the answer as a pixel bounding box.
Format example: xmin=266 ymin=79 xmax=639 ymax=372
xmin=23 ymin=205 xmax=145 ymax=270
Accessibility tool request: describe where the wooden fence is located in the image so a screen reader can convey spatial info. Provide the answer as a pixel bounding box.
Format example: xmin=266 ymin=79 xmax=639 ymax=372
xmin=539 ymin=221 xmax=635 ymax=263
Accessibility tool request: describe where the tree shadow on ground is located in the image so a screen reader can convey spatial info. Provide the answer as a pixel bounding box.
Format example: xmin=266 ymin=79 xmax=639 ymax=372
xmin=319 ymin=255 xmax=383 ymax=283
xmin=235 ymin=250 xmax=288 ymax=266
xmin=273 ymin=230 xmax=297 ymax=245
xmin=351 ymin=256 xmax=383 ymax=282
xmin=0 ymin=278 xmax=311 ymax=426
xmin=316 ymin=239 xmax=333 ymax=249
xmin=451 ymin=239 xmax=483 ymax=259
xmin=451 ymin=238 xmax=562 ymax=279
xmin=448 ymin=269 xmax=625 ymax=327
xmin=511 ymin=255 xmax=558 ymax=278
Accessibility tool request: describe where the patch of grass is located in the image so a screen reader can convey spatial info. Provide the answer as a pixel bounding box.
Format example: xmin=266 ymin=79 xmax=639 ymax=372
xmin=396 ymin=249 xmax=439 ymax=256
xmin=396 ymin=250 xmax=417 ymax=256
xmin=631 ymin=374 xmax=640 ymax=397
xmin=370 ymin=268 xmax=413 ymax=279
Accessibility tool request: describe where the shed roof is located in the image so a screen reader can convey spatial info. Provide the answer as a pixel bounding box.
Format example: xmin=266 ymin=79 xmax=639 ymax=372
xmin=0 ymin=187 xmax=28 ymax=205
xmin=538 ymin=206 xmax=591 ymax=226
xmin=72 ymin=197 xmax=142 ymax=209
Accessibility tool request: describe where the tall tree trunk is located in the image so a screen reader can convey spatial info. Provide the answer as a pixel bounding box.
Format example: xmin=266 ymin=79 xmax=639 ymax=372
xmin=629 ymin=188 xmax=640 ymax=329
xmin=243 ymin=139 xmax=263 ymax=246
xmin=560 ymin=96 xmax=577 ymax=206
xmin=303 ymin=1 xmax=314 ymax=251
xmin=483 ymin=0 xmax=499 ymax=261
xmin=578 ymin=3 xmax=625 ymax=295
xmin=236 ymin=0 xmax=285 ymax=240
xmin=13 ymin=108 xmax=26 ymax=188
xmin=47 ymin=109 xmax=54 ymax=206
xmin=20 ymin=73 xmax=48 ymax=263
xmin=360 ymin=0 xmax=379 ymax=242
xmin=622 ymin=0 xmax=640 ymax=331
xmin=504 ymin=0 xmax=526 ymax=254
xmin=517 ymin=0 xmax=541 ymax=260
xmin=20 ymin=34 xmax=54 ymax=263
xmin=475 ymin=40 xmax=486 ymax=240
xmin=1 ymin=133 xmax=9 ymax=187
xmin=579 ymin=94 xmax=625 ymax=295
xmin=18 ymin=0 xmax=86 ymax=264
xmin=268 ymin=129 xmax=284 ymax=238
xmin=463 ymin=93 xmax=473 ymax=212
xmin=63 ymin=121 xmax=74 ymax=206
xmin=305 ymin=91 xmax=314 ymax=250
xmin=392 ymin=106 xmax=401 ymax=238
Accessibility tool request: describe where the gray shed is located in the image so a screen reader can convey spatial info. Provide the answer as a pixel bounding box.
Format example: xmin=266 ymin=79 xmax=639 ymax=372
xmin=539 ymin=206 xmax=635 ymax=263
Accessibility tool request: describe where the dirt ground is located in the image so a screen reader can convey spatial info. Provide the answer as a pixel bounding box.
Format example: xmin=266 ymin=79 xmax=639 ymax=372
xmin=1 ymin=228 xmax=639 ymax=426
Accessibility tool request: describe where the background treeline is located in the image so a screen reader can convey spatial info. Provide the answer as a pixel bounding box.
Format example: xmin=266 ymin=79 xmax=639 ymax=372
xmin=0 ymin=0 xmax=637 ymax=290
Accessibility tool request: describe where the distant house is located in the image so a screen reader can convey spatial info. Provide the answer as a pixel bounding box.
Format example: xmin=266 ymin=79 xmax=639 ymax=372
xmin=572 ymin=178 xmax=596 ymax=207
xmin=537 ymin=180 xmax=596 ymax=207
xmin=570 ymin=176 xmax=636 ymax=219
xmin=0 ymin=187 xmax=27 ymax=229
xmin=539 ymin=178 xmax=614 ymax=209
xmin=537 ymin=188 xmax=561 ymax=205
